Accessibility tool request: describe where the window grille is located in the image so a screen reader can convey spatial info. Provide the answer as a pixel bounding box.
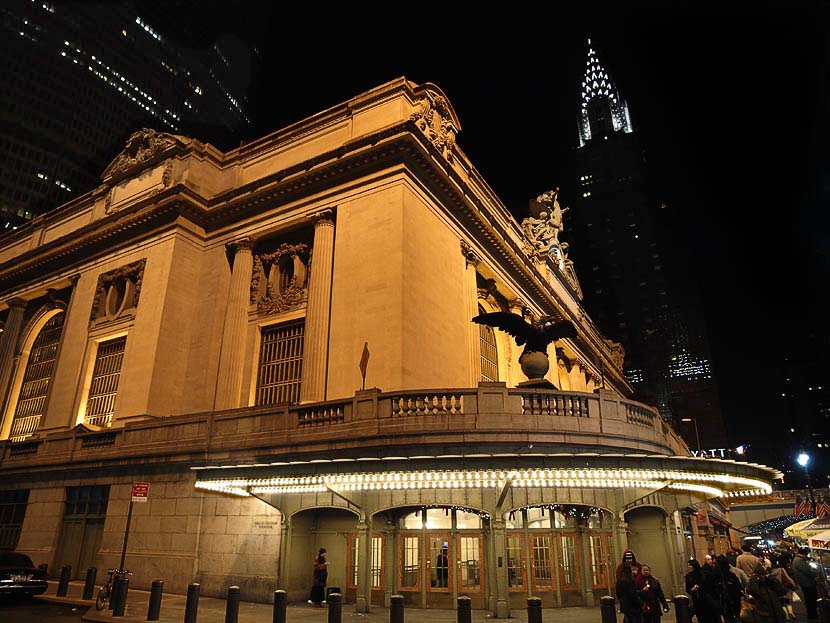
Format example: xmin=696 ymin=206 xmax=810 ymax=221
xmin=478 ymin=305 xmax=498 ymax=382
xmin=64 ymin=485 xmax=109 ymax=517
xmin=256 ymin=320 xmax=304 ymax=405
xmin=84 ymin=336 xmax=127 ymax=427
xmin=9 ymin=312 xmax=65 ymax=442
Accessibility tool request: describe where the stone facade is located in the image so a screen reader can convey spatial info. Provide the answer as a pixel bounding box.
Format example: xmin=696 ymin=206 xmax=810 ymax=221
xmin=0 ymin=78 xmax=780 ymax=611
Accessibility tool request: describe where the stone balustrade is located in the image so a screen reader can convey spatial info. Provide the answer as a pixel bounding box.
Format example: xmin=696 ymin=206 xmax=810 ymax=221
xmin=0 ymin=384 xmax=689 ymax=470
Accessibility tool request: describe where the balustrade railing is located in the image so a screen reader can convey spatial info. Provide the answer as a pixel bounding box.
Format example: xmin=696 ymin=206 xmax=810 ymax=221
xmin=297 ymin=403 xmax=346 ymax=427
xmin=516 ymin=392 xmax=590 ymax=417
xmin=390 ymin=392 xmax=465 ymax=417
xmin=625 ymin=403 xmax=656 ymax=428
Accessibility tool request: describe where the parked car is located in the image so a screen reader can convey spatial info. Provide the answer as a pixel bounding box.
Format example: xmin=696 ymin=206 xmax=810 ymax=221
xmin=0 ymin=550 xmax=48 ymax=597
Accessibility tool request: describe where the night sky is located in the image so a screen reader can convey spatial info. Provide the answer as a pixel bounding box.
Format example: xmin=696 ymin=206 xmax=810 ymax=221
xmin=140 ymin=4 xmax=829 ymax=480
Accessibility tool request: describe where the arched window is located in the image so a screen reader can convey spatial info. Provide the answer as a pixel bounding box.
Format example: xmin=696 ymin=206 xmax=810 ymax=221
xmin=8 ymin=311 xmax=65 ymax=441
xmin=478 ymin=304 xmax=498 ymax=382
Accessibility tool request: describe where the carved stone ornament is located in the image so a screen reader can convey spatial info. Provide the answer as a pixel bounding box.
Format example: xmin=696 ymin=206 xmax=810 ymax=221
xmin=410 ymin=95 xmax=458 ymax=161
xmin=250 ymin=243 xmax=311 ymax=314
xmin=90 ymin=259 xmax=146 ymax=325
xmin=521 ymin=187 xmax=570 ymax=262
xmin=604 ymin=339 xmax=626 ymax=371
xmin=101 ymin=129 xmax=186 ymax=181
xmin=460 ymin=240 xmax=480 ymax=267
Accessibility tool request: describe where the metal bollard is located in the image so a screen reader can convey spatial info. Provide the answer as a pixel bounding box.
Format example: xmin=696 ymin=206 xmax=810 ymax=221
xmin=56 ymin=565 xmax=71 ymax=596
xmin=110 ymin=574 xmax=124 ymax=611
xmin=225 ymin=586 xmax=240 ymax=623
xmin=674 ymin=595 xmax=693 ymax=623
xmin=527 ymin=597 xmax=542 ymax=623
xmin=184 ymin=583 xmax=200 ymax=623
xmin=38 ymin=563 xmax=49 ymax=579
xmin=113 ymin=575 xmax=129 ymax=617
xmin=600 ymin=595 xmax=617 ymax=623
xmin=458 ymin=596 xmax=472 ymax=623
xmin=390 ymin=594 xmax=405 ymax=623
xmin=328 ymin=593 xmax=343 ymax=623
xmin=273 ymin=590 xmax=287 ymax=623
xmin=147 ymin=579 xmax=164 ymax=621
xmin=818 ymin=598 xmax=830 ymax=623
xmin=82 ymin=567 xmax=97 ymax=600
xmin=326 ymin=586 xmax=341 ymax=603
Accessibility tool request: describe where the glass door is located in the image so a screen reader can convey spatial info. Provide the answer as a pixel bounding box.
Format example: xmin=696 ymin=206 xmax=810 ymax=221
xmin=457 ymin=535 xmax=483 ymax=593
xmin=557 ymin=533 xmax=581 ymax=591
xmin=507 ymin=534 xmax=526 ymax=592
xmin=428 ymin=535 xmax=452 ymax=592
xmin=530 ymin=534 xmax=554 ymax=592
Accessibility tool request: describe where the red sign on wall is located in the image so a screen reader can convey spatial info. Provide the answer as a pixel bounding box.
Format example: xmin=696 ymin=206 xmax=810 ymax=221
xmin=131 ymin=482 xmax=150 ymax=503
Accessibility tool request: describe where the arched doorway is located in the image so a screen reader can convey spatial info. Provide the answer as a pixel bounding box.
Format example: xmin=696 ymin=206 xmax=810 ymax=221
xmin=504 ymin=505 xmax=614 ymax=606
xmin=393 ymin=506 xmax=488 ymax=609
xmin=624 ymin=506 xmax=673 ymax=591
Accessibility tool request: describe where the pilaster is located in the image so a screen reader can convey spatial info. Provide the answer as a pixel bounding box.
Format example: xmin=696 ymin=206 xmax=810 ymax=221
xmin=355 ymin=518 xmax=372 ymax=613
xmin=462 ymin=241 xmax=481 ymax=386
xmin=0 ymin=298 xmax=28 ymax=439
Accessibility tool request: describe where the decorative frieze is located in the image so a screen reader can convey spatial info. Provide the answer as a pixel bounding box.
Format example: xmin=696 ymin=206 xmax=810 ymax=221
xmin=250 ymin=243 xmax=311 ymax=315
xmin=103 ymin=129 xmax=182 ymax=180
xmin=90 ymin=259 xmax=146 ymax=325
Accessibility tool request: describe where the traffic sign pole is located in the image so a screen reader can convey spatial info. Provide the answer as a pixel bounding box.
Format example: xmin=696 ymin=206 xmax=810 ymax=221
xmin=120 ymin=498 xmax=133 ymax=572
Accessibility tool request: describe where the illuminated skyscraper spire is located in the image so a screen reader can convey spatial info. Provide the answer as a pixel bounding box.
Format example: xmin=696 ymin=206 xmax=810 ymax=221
xmin=578 ymin=38 xmax=633 ymax=147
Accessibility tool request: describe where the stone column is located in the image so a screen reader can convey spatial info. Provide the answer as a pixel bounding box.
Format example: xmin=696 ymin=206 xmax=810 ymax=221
xmin=355 ymin=518 xmax=372 ymax=613
xmin=0 ymin=298 xmax=27 ymax=438
xmin=491 ymin=517 xmax=510 ymax=618
xmin=300 ymin=211 xmax=335 ymax=403
xmin=613 ymin=517 xmax=629 ymax=572
xmin=215 ymin=238 xmax=254 ymax=410
xmin=277 ymin=515 xmax=292 ymax=590
xmin=461 ymin=241 xmax=481 ymax=386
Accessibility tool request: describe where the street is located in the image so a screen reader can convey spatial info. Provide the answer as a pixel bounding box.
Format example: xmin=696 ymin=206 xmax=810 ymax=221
xmin=0 ymin=597 xmax=87 ymax=622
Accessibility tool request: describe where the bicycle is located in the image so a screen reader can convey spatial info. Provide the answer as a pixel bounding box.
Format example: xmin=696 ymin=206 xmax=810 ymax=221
xmin=95 ymin=568 xmax=131 ymax=610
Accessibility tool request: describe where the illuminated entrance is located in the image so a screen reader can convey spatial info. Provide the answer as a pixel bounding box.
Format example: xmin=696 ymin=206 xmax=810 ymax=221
xmin=395 ymin=507 xmax=487 ymax=609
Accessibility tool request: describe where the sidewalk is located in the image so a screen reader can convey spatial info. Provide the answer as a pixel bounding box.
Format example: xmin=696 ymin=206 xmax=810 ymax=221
xmin=36 ymin=580 xmax=679 ymax=623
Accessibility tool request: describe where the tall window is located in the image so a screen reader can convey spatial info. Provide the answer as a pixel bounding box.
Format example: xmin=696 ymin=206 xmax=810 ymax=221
xmin=9 ymin=312 xmax=65 ymax=442
xmin=256 ymin=320 xmax=304 ymax=405
xmin=84 ymin=336 xmax=127 ymax=427
xmin=478 ymin=305 xmax=498 ymax=382
xmin=0 ymin=490 xmax=29 ymax=549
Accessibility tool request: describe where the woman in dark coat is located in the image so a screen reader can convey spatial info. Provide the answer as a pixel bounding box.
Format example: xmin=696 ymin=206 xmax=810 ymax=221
xmin=686 ymin=558 xmax=721 ymax=623
xmin=309 ymin=548 xmax=328 ymax=607
xmin=617 ymin=563 xmax=645 ymax=623
xmin=717 ymin=554 xmax=743 ymax=623
xmin=638 ymin=564 xmax=670 ymax=623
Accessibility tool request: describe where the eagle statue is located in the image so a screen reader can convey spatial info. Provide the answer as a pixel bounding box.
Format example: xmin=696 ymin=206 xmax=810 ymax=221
xmin=472 ymin=311 xmax=577 ymax=382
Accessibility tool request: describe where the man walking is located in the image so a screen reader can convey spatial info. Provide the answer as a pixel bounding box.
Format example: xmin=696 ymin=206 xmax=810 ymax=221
xmin=792 ymin=547 xmax=820 ymax=621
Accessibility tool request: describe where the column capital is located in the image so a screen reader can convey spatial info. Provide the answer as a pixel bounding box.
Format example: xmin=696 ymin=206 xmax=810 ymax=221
xmin=5 ymin=298 xmax=27 ymax=310
xmin=68 ymin=273 xmax=81 ymax=286
xmin=508 ymin=298 xmax=528 ymax=315
xmin=309 ymin=208 xmax=335 ymax=227
xmin=227 ymin=237 xmax=254 ymax=254
xmin=460 ymin=240 xmax=481 ymax=267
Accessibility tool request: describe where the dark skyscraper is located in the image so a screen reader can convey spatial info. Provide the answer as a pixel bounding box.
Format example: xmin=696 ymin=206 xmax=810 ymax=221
xmin=0 ymin=1 xmax=253 ymax=231
xmin=564 ymin=39 xmax=727 ymax=450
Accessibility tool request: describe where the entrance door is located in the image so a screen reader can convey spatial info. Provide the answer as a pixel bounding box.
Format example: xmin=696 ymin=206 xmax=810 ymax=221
xmin=457 ymin=535 xmax=485 ymax=608
xmin=557 ymin=533 xmax=581 ymax=605
xmin=398 ymin=534 xmax=421 ymax=607
xmin=507 ymin=534 xmax=526 ymax=593
xmin=589 ymin=533 xmax=614 ymax=598
xmin=530 ymin=533 xmax=555 ymax=606
xmin=427 ymin=534 xmax=452 ymax=608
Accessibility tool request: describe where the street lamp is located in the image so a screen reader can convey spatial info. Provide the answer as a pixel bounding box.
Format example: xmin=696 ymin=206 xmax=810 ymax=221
xmin=796 ymin=452 xmax=814 ymax=515
xmin=681 ymin=418 xmax=701 ymax=454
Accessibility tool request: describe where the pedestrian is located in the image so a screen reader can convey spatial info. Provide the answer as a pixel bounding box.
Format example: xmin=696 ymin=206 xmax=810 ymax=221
xmin=436 ymin=544 xmax=449 ymax=588
xmin=769 ymin=554 xmax=797 ymax=622
xmin=737 ymin=544 xmax=763 ymax=577
xmin=309 ymin=547 xmax=328 ymax=607
xmin=746 ymin=563 xmax=787 ymax=623
xmin=792 ymin=547 xmax=820 ymax=622
xmin=686 ymin=558 xmax=721 ymax=623
xmin=638 ymin=564 xmax=670 ymax=623
xmin=617 ymin=548 xmax=643 ymax=576
xmin=617 ymin=563 xmax=645 ymax=623
xmin=718 ymin=554 xmax=743 ymax=623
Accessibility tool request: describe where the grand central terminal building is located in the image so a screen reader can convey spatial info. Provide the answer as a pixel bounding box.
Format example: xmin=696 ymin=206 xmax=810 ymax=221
xmin=0 ymin=78 xmax=779 ymax=614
